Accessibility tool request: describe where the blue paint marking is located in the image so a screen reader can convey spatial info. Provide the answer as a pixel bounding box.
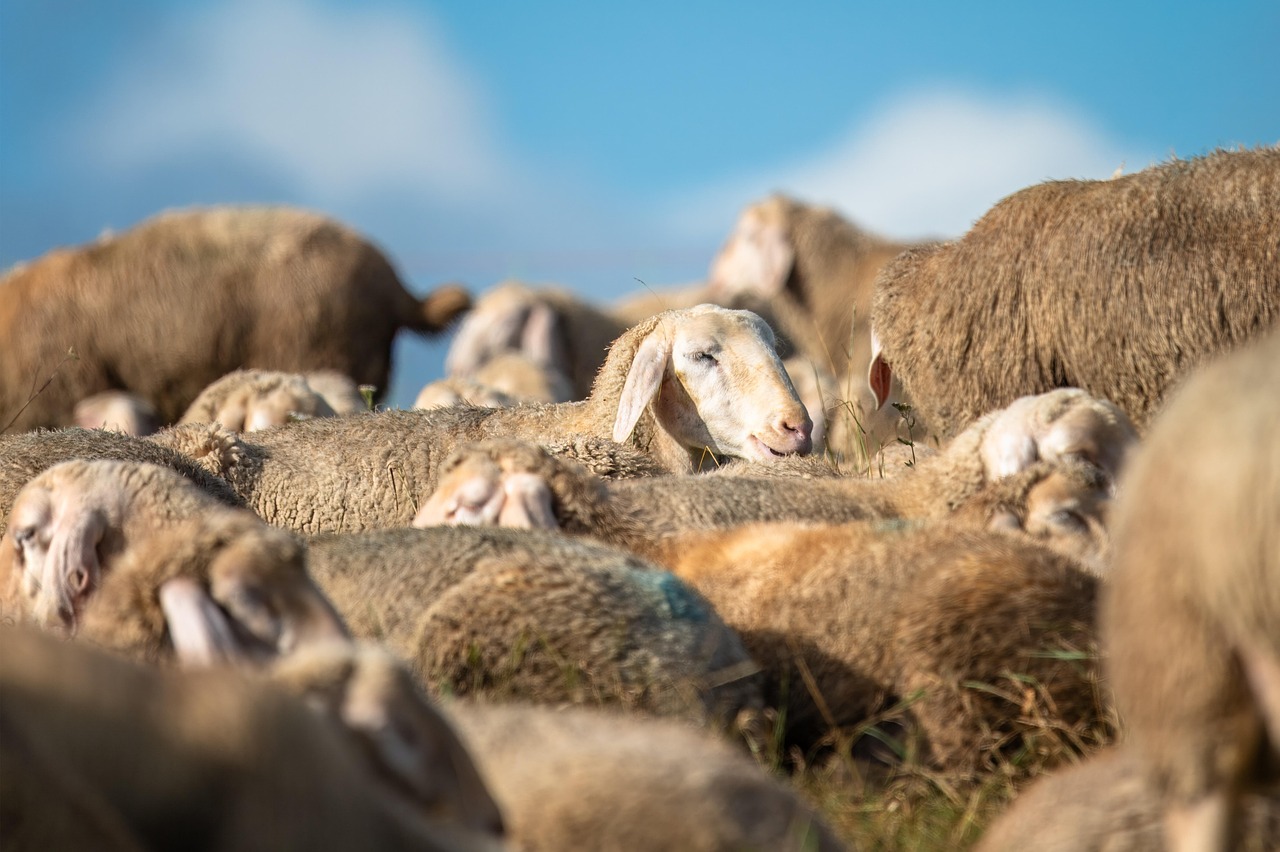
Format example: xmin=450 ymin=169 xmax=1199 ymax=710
xmin=631 ymin=569 xmax=710 ymax=624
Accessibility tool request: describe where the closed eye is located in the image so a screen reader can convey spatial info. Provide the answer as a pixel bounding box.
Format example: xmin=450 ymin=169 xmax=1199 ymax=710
xmin=1047 ymin=509 xmax=1087 ymax=531
xmin=693 ymin=351 xmax=718 ymax=366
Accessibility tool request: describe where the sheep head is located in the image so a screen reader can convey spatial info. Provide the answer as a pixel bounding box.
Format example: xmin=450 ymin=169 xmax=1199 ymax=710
xmin=270 ymin=642 xmax=506 ymax=837
xmin=0 ymin=459 xmax=348 ymax=664
xmin=413 ymin=439 xmax=563 ymax=530
xmin=962 ymin=459 xmax=1114 ymax=573
xmin=977 ymin=389 xmax=1137 ymax=487
xmin=182 ymin=370 xmax=337 ymax=432
xmin=611 ymin=304 xmax=813 ymax=462
xmin=707 ymin=196 xmax=797 ymax=302
xmin=444 ymin=281 xmax=570 ymax=381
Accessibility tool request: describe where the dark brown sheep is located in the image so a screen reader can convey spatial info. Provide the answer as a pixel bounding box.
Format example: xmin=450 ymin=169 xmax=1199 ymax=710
xmin=0 ymin=206 xmax=469 ymax=431
xmin=870 ymin=147 xmax=1280 ymax=437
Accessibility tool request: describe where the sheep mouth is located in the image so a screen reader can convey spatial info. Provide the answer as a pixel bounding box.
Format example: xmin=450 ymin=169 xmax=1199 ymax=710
xmin=746 ymin=434 xmax=795 ymax=460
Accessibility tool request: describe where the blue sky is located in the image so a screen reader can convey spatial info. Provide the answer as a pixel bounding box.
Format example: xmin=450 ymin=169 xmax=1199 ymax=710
xmin=2 ymin=0 xmax=1276 ymax=404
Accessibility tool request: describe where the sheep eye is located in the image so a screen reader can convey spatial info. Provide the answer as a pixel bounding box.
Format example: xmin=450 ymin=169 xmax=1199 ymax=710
xmin=1047 ymin=509 xmax=1087 ymax=531
xmin=693 ymin=351 xmax=718 ymax=366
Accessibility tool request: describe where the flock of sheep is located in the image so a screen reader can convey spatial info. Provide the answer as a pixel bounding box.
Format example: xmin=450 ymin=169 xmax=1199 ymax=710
xmin=1 ymin=145 xmax=1278 ymax=851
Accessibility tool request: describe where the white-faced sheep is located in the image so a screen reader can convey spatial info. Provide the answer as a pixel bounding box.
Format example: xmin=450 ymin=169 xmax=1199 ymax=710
xmin=976 ymin=748 xmax=1280 ymax=852
xmin=869 ymin=147 xmax=1280 ymax=437
xmin=303 ymin=526 xmax=762 ymax=726
xmin=709 ymin=194 xmax=933 ymax=451
xmin=1103 ymin=327 xmax=1280 ymax=851
xmin=415 ymin=389 xmax=1129 ymax=574
xmin=225 ymin=304 xmax=813 ymax=533
xmin=0 ymin=460 xmax=349 ymax=665
xmin=0 ymin=424 xmax=247 ymax=533
xmin=445 ymin=280 xmax=621 ymax=399
xmin=444 ymin=700 xmax=848 ymax=852
xmin=179 ymin=369 xmax=340 ymax=431
xmin=0 ymin=624 xmax=503 ymax=852
xmin=0 ymin=205 xmax=470 ymax=431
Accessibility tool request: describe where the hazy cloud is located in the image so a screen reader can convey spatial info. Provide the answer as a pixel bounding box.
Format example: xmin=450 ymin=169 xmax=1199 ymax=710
xmin=666 ymin=88 xmax=1157 ymax=242
xmin=74 ymin=0 xmax=515 ymax=205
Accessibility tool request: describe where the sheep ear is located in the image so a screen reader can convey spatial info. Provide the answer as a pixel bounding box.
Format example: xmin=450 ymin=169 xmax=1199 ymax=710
xmin=158 ymin=576 xmax=242 ymax=666
xmin=613 ymin=331 xmax=671 ymax=443
xmin=869 ymin=352 xmax=893 ymax=410
xmin=521 ymin=302 xmax=571 ymax=377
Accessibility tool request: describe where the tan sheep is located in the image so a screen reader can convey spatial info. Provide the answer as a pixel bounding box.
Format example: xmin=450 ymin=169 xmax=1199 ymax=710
xmin=424 ymin=352 xmax=572 ymax=409
xmin=668 ymin=520 xmax=1104 ymax=773
xmin=0 ymin=460 xmax=349 ymax=665
xmin=0 ymin=624 xmax=503 ymax=852
xmin=226 ymin=304 xmax=813 ymax=533
xmin=303 ymin=526 xmax=762 ymax=726
xmin=1103 ymin=328 xmax=1280 ymax=851
xmin=446 ymin=279 xmax=621 ymax=399
xmin=0 ymin=424 xmax=247 ymax=533
xmin=0 ymin=206 xmax=470 ymax=431
xmin=869 ymin=147 xmax=1280 ymax=437
xmin=444 ymin=700 xmax=848 ymax=852
xmin=975 ymin=748 xmax=1280 ymax=852
xmin=415 ymin=389 xmax=1127 ymax=574
xmin=179 ymin=369 xmax=341 ymax=431
xmin=266 ymin=642 xmax=506 ymax=837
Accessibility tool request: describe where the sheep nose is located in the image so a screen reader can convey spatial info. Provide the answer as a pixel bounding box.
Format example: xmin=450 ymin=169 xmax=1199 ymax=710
xmin=777 ymin=416 xmax=813 ymax=455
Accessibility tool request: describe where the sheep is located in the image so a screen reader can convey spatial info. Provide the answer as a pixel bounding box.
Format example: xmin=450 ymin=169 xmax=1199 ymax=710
xmin=667 ymin=520 xmax=1104 ymax=773
xmin=975 ymin=748 xmax=1280 ymax=852
xmin=413 ymin=377 xmax=520 ymax=410
xmin=443 ymin=700 xmax=848 ymax=852
xmin=303 ymin=526 xmax=762 ymax=726
xmin=179 ymin=369 xmax=340 ymax=431
xmin=869 ymin=147 xmax=1280 ymax=437
xmin=0 ymin=459 xmax=349 ymax=665
xmin=414 ymin=389 xmax=1128 ymax=573
xmin=419 ymin=348 xmax=577 ymax=410
xmin=0 ymin=205 xmax=471 ymax=431
xmin=225 ymin=304 xmax=814 ymax=533
xmin=446 ymin=279 xmax=622 ymax=399
xmin=709 ymin=194 xmax=932 ymax=450
xmin=266 ymin=642 xmax=506 ymax=836
xmin=1102 ymin=327 xmax=1280 ymax=851
xmin=73 ymin=390 xmax=160 ymax=435
xmin=0 ymin=423 xmax=247 ymax=532
xmin=0 ymin=624 xmax=503 ymax=852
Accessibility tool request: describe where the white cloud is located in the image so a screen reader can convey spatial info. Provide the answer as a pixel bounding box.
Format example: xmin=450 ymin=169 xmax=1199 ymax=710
xmin=74 ymin=0 xmax=516 ymax=204
xmin=666 ymin=88 xmax=1157 ymax=242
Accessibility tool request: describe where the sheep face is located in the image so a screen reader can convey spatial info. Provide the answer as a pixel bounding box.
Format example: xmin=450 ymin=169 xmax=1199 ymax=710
xmin=271 ymin=642 xmax=507 ymax=837
xmin=978 ymin=389 xmax=1137 ymax=487
xmin=708 ymin=198 xmax=795 ymax=301
xmin=445 ymin=282 xmax=568 ymax=381
xmin=0 ymin=459 xmax=349 ymax=664
xmin=614 ymin=305 xmax=814 ymax=462
xmin=188 ymin=372 xmax=337 ymax=432
xmin=2 ymin=475 xmax=130 ymax=630
xmin=985 ymin=462 xmax=1113 ymax=572
xmin=413 ymin=442 xmax=558 ymax=530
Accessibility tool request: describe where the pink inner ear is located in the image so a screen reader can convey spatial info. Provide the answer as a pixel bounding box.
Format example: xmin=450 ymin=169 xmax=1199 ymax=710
xmin=158 ymin=576 xmax=243 ymax=666
xmin=869 ymin=353 xmax=893 ymax=410
xmin=613 ymin=332 xmax=670 ymax=443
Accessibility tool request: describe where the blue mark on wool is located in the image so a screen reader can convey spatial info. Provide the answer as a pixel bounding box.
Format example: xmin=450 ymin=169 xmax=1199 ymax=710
xmin=631 ymin=569 xmax=710 ymax=623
